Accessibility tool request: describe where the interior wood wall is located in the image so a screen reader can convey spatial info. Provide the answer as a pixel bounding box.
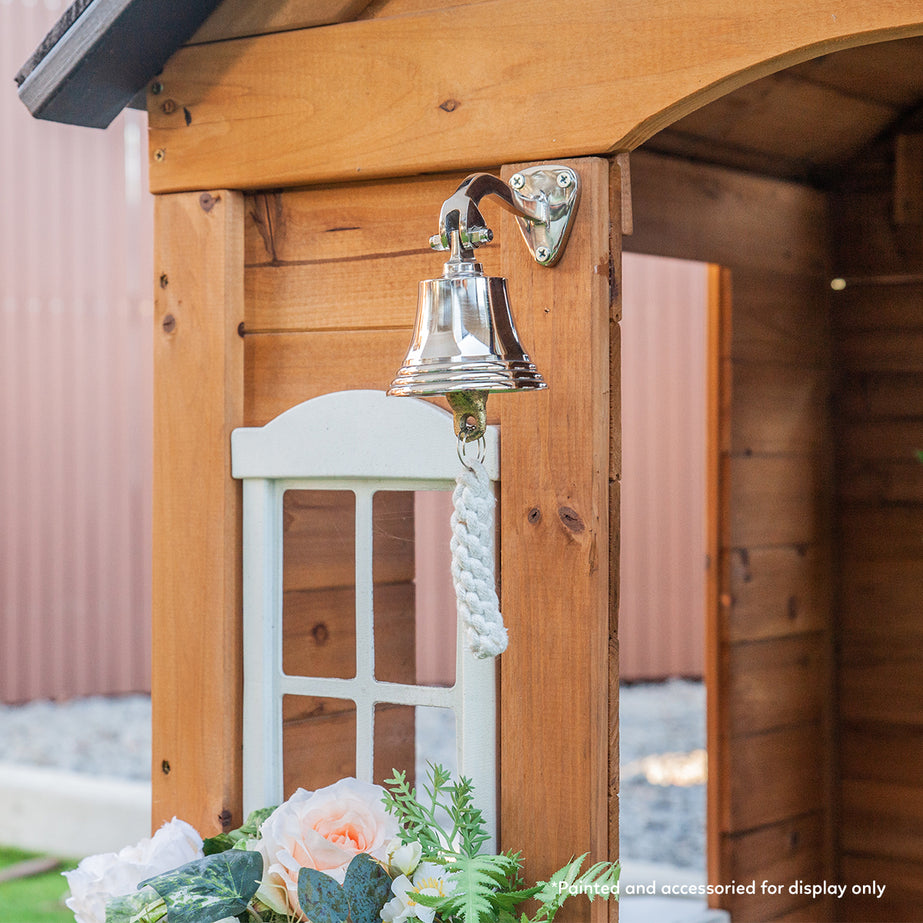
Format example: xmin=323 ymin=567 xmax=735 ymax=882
xmin=627 ymin=150 xmax=837 ymax=922
xmin=831 ymin=179 xmax=923 ymax=922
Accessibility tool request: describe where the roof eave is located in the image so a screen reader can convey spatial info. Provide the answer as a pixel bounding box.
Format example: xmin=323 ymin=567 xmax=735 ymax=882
xmin=16 ymin=0 xmax=224 ymax=129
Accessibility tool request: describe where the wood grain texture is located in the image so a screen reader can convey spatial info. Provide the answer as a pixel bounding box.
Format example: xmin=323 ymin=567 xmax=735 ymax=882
xmin=147 ymin=1 xmax=923 ymax=192
xmin=498 ymin=158 xmax=612 ymax=922
xmin=720 ymin=812 xmax=829 ymax=921
xmin=151 ymin=190 xmax=245 ymax=835
xmin=725 ymin=724 xmax=825 ymax=833
xmin=840 ymin=854 xmax=923 ymax=922
xmin=726 ymin=545 xmax=831 ymax=643
xmin=725 ymin=634 xmax=827 ymax=736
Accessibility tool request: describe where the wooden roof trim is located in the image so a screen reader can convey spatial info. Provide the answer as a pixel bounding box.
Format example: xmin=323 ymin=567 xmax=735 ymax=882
xmin=147 ymin=0 xmax=923 ymax=194
xmin=15 ymin=0 xmax=224 ymax=129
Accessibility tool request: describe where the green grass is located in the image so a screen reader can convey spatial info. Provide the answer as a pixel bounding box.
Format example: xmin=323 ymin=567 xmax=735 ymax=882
xmin=0 ymin=846 xmax=75 ymax=923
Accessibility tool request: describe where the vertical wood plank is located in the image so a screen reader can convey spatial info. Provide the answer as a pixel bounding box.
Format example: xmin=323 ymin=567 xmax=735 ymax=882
xmin=706 ymin=264 xmax=731 ymax=907
xmin=152 ymin=191 xmax=245 ymax=835
xmin=499 ymin=158 xmax=612 ymax=922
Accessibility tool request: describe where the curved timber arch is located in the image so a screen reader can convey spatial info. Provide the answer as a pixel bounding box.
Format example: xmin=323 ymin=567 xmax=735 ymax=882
xmin=148 ymin=0 xmax=923 ymax=192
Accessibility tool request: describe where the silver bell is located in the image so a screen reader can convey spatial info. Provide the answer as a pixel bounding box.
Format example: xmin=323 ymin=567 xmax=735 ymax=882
xmin=388 ymin=245 xmax=546 ymax=397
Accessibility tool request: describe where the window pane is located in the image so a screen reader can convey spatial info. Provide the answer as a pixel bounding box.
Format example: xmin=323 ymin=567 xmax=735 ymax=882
xmin=373 ymin=704 xmax=457 ymax=787
xmin=282 ymin=490 xmax=355 ymax=679
xmin=283 ymin=695 xmax=355 ymax=797
xmin=372 ymin=491 xmax=456 ymax=687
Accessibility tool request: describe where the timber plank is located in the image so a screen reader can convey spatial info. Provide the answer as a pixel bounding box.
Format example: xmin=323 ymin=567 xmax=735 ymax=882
xmin=246 ymin=254 xmax=441 ymax=333
xmin=842 ymin=778 xmax=923 ymax=864
xmin=152 ymin=190 xmax=245 ymax=835
xmin=244 ymin=328 xmax=410 ymax=426
xmin=831 ymin=282 xmax=923 ymax=332
xmin=840 ymin=854 xmax=923 ymax=922
xmin=731 ymin=362 xmax=831 ymax=456
xmin=840 ymin=561 xmax=923 ymax=640
xmin=148 ymin=1 xmax=923 ymax=193
xmin=773 ymin=897 xmax=836 ymax=922
xmin=730 ymin=270 xmax=831 ymax=367
xmin=840 ymin=721 xmax=923 ymax=787
xmin=190 ymin=0 xmax=374 ymax=44
xmin=719 ymin=812 xmax=828 ymax=921
xmin=243 ymin=327 xmax=504 ymax=428
xmin=837 ymin=330 xmax=923 ymax=373
xmin=726 ymin=545 xmax=830 ymax=643
xmin=244 ymin=178 xmax=505 ymax=267
xmin=626 ymin=152 xmax=829 ymax=277
xmin=839 ymin=506 xmax=923 ymax=560
xmin=835 ymin=371 xmax=923 ymax=419
xmin=726 ymin=724 xmax=825 ymax=833
xmin=726 ymin=633 xmax=827 ymax=736
xmin=498 ymin=158 xmax=611 ymax=922
xmin=839 ymin=634 xmax=923 ymax=726
xmin=729 ymin=455 xmax=829 ymax=549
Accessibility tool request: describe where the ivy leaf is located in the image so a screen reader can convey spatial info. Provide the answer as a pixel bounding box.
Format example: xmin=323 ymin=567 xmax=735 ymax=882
xmin=343 ymin=854 xmax=393 ymax=923
xmin=297 ymin=867 xmax=350 ymax=923
xmin=203 ymin=805 xmax=276 ymax=855
xmin=139 ymin=850 xmax=263 ymax=923
xmin=104 ymin=887 xmax=159 ymax=922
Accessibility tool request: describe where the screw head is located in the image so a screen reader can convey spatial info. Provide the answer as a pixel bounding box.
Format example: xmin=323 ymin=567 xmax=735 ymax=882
xmin=535 ymin=246 xmax=552 ymax=262
xmin=153 ymin=148 xmax=166 ymax=162
xmin=556 ymin=171 xmax=574 ymax=188
xmin=509 ymin=173 xmax=525 ymax=190
xmin=151 ymin=81 xmax=163 ymax=95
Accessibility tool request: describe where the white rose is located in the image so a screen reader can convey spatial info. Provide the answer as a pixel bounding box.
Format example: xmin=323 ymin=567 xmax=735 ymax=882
xmin=64 ymin=817 xmax=203 ymax=923
xmin=386 ymin=838 xmax=423 ymax=877
xmin=256 ymin=778 xmax=398 ymax=919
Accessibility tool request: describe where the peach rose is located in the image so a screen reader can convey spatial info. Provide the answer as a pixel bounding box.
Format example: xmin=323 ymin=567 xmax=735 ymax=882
xmin=255 ymin=778 xmax=398 ymax=918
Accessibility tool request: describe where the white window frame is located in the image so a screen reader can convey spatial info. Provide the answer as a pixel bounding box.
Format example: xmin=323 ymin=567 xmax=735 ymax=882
xmin=231 ymin=390 xmax=500 ymax=844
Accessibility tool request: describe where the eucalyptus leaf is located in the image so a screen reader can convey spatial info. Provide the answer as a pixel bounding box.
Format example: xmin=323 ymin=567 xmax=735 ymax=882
xmin=343 ymin=854 xmax=393 ymax=923
xmin=297 ymin=867 xmax=350 ymax=923
xmin=139 ymin=850 xmax=263 ymax=923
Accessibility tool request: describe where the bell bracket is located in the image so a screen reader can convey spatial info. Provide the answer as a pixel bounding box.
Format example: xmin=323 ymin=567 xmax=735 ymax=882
xmin=430 ymin=166 xmax=580 ymax=267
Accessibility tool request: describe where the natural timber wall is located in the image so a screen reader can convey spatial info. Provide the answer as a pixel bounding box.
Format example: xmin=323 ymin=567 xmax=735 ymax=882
xmin=831 ymin=175 xmax=923 ymax=922
xmin=153 ymin=162 xmax=618 ymax=923
xmin=627 ymin=151 xmax=837 ymax=922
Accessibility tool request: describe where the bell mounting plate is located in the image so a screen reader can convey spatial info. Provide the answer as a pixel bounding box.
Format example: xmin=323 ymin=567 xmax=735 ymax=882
xmin=509 ymin=165 xmax=580 ymax=267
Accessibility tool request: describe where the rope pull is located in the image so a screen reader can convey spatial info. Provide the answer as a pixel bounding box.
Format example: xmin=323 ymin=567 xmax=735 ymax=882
xmin=451 ymin=448 xmax=507 ymax=658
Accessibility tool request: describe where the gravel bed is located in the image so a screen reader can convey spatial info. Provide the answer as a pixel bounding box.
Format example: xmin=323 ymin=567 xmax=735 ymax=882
xmin=0 ymin=681 xmax=706 ymax=871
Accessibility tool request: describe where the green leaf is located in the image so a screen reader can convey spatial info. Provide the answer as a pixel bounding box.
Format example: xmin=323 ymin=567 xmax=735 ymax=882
xmin=203 ymin=805 xmax=277 ymax=855
xmin=343 ymin=854 xmax=393 ymax=923
xmin=105 ymin=888 xmax=162 ymax=923
xmin=297 ymin=867 xmax=350 ymax=923
xmin=418 ymin=853 xmax=520 ymax=923
xmin=139 ymin=850 xmax=263 ymax=923
xmin=529 ymin=855 xmax=620 ymax=922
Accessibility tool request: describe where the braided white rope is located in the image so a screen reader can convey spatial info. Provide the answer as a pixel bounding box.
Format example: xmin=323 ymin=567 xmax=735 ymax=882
xmin=451 ymin=453 xmax=508 ymax=658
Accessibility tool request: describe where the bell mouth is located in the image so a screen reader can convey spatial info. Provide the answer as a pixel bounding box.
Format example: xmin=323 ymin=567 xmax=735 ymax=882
xmin=388 ymin=356 xmax=546 ymax=396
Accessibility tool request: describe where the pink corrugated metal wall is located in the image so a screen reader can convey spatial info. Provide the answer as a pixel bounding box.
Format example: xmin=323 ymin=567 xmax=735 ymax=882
xmin=619 ymin=253 xmax=708 ymax=680
xmin=0 ymin=0 xmax=153 ymax=703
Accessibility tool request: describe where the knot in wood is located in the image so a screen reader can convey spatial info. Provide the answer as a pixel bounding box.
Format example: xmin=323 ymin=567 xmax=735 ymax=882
xmin=558 ymin=505 xmax=585 ymax=533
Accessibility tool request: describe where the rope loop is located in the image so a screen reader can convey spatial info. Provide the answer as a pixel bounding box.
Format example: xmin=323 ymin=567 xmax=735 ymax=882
xmin=451 ymin=445 xmax=507 ymax=658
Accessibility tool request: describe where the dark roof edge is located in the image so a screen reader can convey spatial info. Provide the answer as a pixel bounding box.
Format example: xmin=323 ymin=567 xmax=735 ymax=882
xmin=16 ymin=0 xmax=223 ymax=129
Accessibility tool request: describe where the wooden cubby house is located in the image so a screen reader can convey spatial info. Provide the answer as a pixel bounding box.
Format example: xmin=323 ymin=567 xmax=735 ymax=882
xmin=16 ymin=1 xmax=923 ymax=920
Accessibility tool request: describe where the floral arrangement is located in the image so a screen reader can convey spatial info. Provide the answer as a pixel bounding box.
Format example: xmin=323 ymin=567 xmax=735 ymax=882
xmin=65 ymin=765 xmax=618 ymax=923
